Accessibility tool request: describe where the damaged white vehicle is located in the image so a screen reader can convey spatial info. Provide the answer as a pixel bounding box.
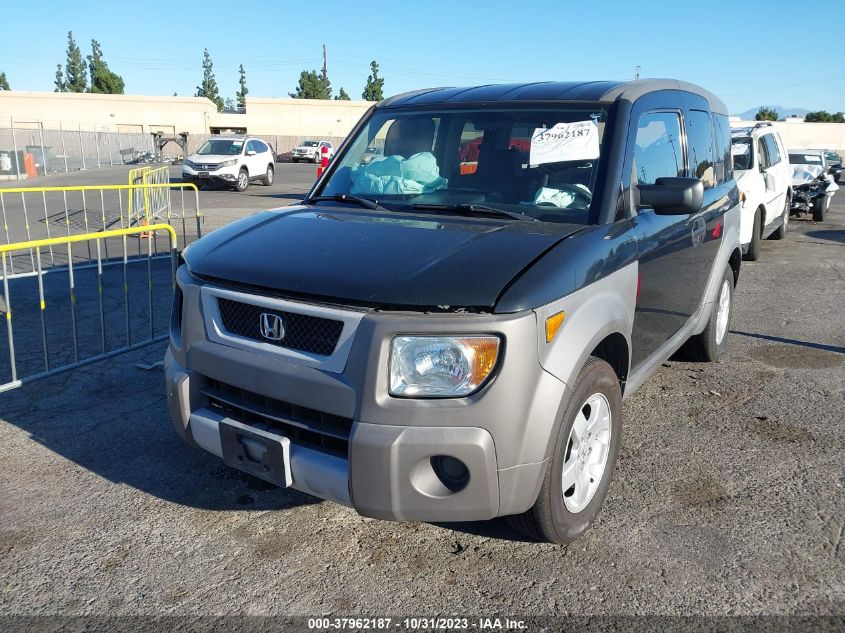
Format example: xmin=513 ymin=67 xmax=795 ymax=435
xmin=788 ymin=149 xmax=839 ymax=221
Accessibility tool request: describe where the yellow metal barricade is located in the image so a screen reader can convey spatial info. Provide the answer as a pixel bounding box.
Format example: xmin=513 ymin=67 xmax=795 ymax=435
xmin=0 ymin=183 xmax=201 ymax=278
xmin=0 ymin=225 xmax=178 ymax=392
xmin=128 ymin=165 xmax=171 ymax=226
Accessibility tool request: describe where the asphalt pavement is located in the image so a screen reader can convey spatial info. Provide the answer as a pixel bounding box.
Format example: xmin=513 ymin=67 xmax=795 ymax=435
xmin=0 ymin=166 xmax=843 ymax=628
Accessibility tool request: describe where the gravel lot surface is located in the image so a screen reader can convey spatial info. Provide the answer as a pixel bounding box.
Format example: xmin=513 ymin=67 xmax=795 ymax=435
xmin=0 ymin=167 xmax=843 ymax=630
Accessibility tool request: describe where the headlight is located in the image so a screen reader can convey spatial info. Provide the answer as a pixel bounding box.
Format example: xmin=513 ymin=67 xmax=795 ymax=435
xmin=389 ymin=335 xmax=500 ymax=398
xmin=183 ymin=159 xmax=195 ymax=169
xmin=220 ymin=158 xmax=238 ymax=167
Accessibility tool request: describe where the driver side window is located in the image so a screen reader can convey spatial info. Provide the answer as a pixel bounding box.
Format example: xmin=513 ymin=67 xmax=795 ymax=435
xmin=633 ymin=111 xmax=685 ymax=186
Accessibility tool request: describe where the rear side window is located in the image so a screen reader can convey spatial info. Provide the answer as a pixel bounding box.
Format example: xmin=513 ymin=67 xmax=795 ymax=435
xmin=254 ymin=140 xmax=269 ymax=153
xmin=686 ymin=110 xmax=715 ymax=189
xmin=762 ymin=134 xmax=781 ymax=165
xmin=757 ymin=137 xmax=771 ymax=169
xmin=712 ymin=114 xmax=732 ymax=184
xmin=633 ymin=111 xmax=685 ymax=185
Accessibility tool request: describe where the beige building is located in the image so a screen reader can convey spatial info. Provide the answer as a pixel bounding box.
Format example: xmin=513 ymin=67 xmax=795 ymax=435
xmin=0 ymin=90 xmax=373 ymax=137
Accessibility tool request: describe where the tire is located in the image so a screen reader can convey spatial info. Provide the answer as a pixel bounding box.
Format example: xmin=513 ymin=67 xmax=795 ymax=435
xmin=507 ymin=357 xmax=622 ymax=544
xmin=744 ymin=208 xmax=761 ymax=261
xmin=313 ymin=153 xmax=321 ymax=164
xmin=235 ymin=168 xmax=249 ymax=192
xmin=812 ymin=196 xmax=828 ymax=222
xmin=770 ymin=195 xmax=789 ymax=240
xmin=681 ymin=266 xmax=734 ymax=362
xmin=262 ymin=164 xmax=274 ymax=186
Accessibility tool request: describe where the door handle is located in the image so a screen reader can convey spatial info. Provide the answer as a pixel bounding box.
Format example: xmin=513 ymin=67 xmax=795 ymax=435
xmin=691 ymin=217 xmax=706 ymax=245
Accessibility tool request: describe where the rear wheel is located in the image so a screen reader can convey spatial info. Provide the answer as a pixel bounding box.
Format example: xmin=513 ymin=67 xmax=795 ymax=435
xmin=770 ymin=195 xmax=789 ymax=240
xmin=812 ymin=196 xmax=828 ymax=222
xmin=262 ymin=164 xmax=274 ymax=186
xmin=235 ymin=168 xmax=249 ymax=192
xmin=507 ymin=357 xmax=622 ymax=544
xmin=745 ymin=208 xmax=761 ymax=261
xmin=681 ymin=266 xmax=734 ymax=362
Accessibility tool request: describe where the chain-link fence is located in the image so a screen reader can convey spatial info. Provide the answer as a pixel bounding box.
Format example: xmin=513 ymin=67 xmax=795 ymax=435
xmin=0 ymin=122 xmax=155 ymax=180
xmin=0 ymin=120 xmax=352 ymax=179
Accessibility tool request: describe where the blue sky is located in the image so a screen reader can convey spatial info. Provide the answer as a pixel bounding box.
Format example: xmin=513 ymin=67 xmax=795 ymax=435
xmin=1 ymin=0 xmax=843 ymax=115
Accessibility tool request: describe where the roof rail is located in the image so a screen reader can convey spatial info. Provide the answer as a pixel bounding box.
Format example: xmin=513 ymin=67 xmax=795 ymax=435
xmin=752 ymin=121 xmax=773 ymax=129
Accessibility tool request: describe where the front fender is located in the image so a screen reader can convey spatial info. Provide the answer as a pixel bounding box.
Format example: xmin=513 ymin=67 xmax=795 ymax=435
xmin=534 ymin=261 xmax=638 ymax=390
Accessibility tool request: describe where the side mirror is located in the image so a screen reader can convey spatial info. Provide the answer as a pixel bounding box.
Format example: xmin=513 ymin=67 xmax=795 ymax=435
xmin=638 ymin=177 xmax=703 ymax=215
xmin=246 ymin=150 xmax=257 ymax=156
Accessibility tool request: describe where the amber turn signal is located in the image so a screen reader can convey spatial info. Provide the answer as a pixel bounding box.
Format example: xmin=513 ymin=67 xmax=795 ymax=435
xmin=545 ymin=311 xmax=565 ymax=343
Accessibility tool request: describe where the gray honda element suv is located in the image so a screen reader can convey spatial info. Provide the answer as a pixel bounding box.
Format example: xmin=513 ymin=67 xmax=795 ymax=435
xmin=166 ymin=79 xmax=742 ymax=543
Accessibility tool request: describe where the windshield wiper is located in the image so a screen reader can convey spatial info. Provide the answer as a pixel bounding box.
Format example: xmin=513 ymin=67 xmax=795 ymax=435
xmin=308 ymin=193 xmax=388 ymax=212
xmin=410 ymin=203 xmax=537 ymax=222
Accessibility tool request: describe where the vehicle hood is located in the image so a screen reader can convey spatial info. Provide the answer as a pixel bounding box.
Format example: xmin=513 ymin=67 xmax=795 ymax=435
xmin=293 ymin=145 xmax=318 ymax=152
xmin=183 ymin=205 xmax=583 ymax=309
xmin=188 ymin=154 xmax=236 ymax=163
xmin=791 ymin=164 xmax=823 ymax=186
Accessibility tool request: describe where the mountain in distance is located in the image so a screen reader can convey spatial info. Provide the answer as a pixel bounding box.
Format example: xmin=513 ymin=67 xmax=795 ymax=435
xmin=734 ymin=106 xmax=811 ymax=120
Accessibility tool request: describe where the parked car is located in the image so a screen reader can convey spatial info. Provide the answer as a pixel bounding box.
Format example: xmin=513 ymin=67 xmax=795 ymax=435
xmin=291 ymin=140 xmax=334 ymax=163
xmin=730 ymin=123 xmax=791 ymax=260
xmin=167 ymin=79 xmax=742 ymax=544
xmin=788 ymin=149 xmax=839 ymax=221
xmin=821 ymin=150 xmax=841 ymax=183
xmin=182 ymin=136 xmax=275 ymax=192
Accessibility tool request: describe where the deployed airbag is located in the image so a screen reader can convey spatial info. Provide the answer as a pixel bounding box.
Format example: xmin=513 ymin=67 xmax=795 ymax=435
xmin=351 ymin=152 xmax=447 ymax=195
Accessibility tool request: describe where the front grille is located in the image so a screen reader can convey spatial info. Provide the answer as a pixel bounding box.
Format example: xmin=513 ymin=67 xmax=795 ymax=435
xmin=202 ymin=377 xmax=353 ymax=457
xmin=217 ymin=297 xmax=343 ymax=356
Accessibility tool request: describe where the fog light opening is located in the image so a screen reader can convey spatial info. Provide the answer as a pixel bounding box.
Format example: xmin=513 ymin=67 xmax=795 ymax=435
xmin=430 ymin=455 xmax=470 ymax=493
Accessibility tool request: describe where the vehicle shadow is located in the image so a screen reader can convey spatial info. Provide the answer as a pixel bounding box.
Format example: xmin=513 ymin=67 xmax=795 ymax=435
xmin=0 ymin=343 xmax=321 ymax=513
xmin=432 ymin=518 xmax=540 ymax=544
xmin=804 ymin=229 xmax=845 ymax=244
xmin=730 ymin=330 xmax=845 ymax=355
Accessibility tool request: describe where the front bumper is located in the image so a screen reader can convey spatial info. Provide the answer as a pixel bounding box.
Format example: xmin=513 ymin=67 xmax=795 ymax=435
xmin=166 ymin=267 xmax=569 ymax=522
xmin=182 ymin=163 xmax=240 ymax=184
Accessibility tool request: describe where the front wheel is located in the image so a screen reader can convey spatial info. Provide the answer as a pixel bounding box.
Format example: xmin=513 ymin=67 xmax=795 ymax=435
xmin=770 ymin=195 xmax=789 ymax=240
xmin=508 ymin=357 xmax=622 ymax=544
xmin=262 ymin=164 xmax=274 ymax=186
xmin=744 ymin=208 xmax=761 ymax=261
xmin=681 ymin=266 xmax=734 ymax=362
xmin=812 ymin=196 xmax=828 ymax=222
xmin=235 ymin=169 xmax=249 ymax=192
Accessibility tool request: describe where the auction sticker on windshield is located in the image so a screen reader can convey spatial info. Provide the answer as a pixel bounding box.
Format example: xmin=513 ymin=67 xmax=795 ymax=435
xmin=530 ymin=120 xmax=599 ymax=166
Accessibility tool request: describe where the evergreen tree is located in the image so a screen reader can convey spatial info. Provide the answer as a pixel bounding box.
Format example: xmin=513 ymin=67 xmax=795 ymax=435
xmin=289 ymin=69 xmax=331 ymax=99
xmin=64 ymin=31 xmax=88 ymax=93
xmin=754 ymin=106 xmax=778 ymax=121
xmin=361 ymin=60 xmax=384 ymax=101
xmin=0 ymin=72 xmax=9 ymax=90
xmin=195 ymin=49 xmax=224 ymax=111
xmin=804 ymin=111 xmax=844 ymax=123
xmin=236 ymin=64 xmax=248 ymax=109
xmin=335 ymin=87 xmax=350 ymax=100
xmin=54 ymin=65 xmax=66 ymax=92
xmin=88 ymin=40 xmax=125 ymax=94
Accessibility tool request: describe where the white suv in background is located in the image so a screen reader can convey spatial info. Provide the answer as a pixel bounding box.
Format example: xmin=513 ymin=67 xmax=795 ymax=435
xmin=182 ymin=136 xmax=275 ymax=192
xmin=730 ymin=123 xmax=792 ymax=260
xmin=291 ymin=140 xmax=334 ymax=163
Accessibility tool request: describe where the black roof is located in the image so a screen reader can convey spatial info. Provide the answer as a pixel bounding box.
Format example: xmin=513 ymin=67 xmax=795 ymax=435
xmin=380 ymin=79 xmax=728 ymax=115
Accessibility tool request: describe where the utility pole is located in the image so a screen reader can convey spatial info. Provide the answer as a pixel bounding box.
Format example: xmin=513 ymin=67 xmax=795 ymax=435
xmin=635 ymin=65 xmax=641 ymax=80
xmin=322 ymin=44 xmax=328 ymax=84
